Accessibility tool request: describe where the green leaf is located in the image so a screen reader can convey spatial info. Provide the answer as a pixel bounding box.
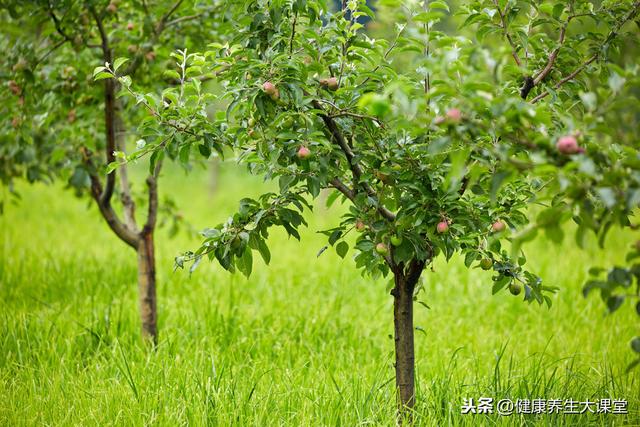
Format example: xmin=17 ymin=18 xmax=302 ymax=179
xmin=336 ymin=241 xmax=349 ymax=258
xmin=113 ymin=57 xmax=129 ymax=72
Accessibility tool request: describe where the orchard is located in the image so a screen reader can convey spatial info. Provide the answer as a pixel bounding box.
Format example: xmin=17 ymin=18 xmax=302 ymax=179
xmin=1 ymin=0 xmax=639 ymax=425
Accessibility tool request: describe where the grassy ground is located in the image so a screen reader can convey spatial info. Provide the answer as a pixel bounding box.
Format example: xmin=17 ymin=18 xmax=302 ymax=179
xmin=1 ymin=162 xmax=638 ymax=426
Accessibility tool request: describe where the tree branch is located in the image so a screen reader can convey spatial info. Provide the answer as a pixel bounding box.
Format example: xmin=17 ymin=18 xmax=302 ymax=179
xmin=530 ymin=54 xmax=598 ymax=103
xmin=529 ymin=1 xmax=640 ymax=103
xmin=90 ymin=7 xmax=117 ymax=206
xmin=80 ymin=147 xmax=139 ymax=248
xmin=115 ymin=112 xmax=138 ymax=231
xmin=142 ymin=148 xmax=166 ymax=234
xmin=313 ymin=100 xmax=396 ymax=221
xmin=494 ymin=0 xmax=523 ymax=67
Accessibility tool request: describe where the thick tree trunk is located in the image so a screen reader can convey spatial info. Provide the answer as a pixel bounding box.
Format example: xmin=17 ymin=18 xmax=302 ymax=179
xmin=137 ymin=232 xmax=158 ymax=345
xmin=392 ymin=272 xmax=416 ymax=417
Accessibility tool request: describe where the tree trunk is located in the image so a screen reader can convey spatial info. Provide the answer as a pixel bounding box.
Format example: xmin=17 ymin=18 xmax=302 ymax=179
xmin=137 ymin=232 xmax=158 ymax=345
xmin=392 ymin=271 xmax=416 ymax=419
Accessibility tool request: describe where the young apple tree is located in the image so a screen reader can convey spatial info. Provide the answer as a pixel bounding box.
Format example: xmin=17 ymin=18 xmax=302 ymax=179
xmin=106 ymin=0 xmax=639 ymax=417
xmin=0 ymin=0 xmax=223 ymax=344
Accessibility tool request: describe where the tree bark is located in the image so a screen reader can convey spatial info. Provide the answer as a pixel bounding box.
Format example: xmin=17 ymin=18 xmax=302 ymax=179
xmin=391 ymin=259 xmax=426 ymax=422
xmin=393 ymin=272 xmax=416 ymax=417
xmin=137 ymin=232 xmax=158 ymax=345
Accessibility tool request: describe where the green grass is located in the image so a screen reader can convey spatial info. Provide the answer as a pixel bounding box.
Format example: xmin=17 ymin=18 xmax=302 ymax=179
xmin=1 ymin=162 xmax=638 ymax=426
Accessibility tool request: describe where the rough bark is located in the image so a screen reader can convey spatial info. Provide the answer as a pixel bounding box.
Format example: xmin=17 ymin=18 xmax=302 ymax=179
xmin=137 ymin=232 xmax=158 ymax=344
xmin=391 ymin=259 xmax=426 ymax=422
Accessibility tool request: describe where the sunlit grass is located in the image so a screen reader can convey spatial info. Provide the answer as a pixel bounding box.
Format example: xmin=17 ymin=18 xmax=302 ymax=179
xmin=1 ymin=162 xmax=638 ymax=425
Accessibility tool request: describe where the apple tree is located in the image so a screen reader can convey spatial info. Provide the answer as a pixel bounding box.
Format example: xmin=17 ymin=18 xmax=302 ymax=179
xmin=104 ymin=0 xmax=639 ymax=417
xmin=0 ymin=0 xmax=224 ymax=344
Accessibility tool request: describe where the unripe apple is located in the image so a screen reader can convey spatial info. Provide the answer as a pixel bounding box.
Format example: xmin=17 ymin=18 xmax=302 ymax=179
xmin=127 ymin=22 xmax=134 ymax=31
xmin=556 ymin=135 xmax=580 ymax=155
xmin=509 ymin=282 xmax=522 ymax=296
xmin=480 ymin=258 xmax=493 ymax=270
xmin=390 ymin=235 xmax=403 ymax=246
xmin=436 ymin=221 xmax=449 ymax=234
xmin=355 ymin=220 xmax=366 ymax=232
xmin=12 ymin=58 xmax=27 ymax=72
xmin=247 ymin=129 xmax=260 ymax=139
xmin=297 ymin=146 xmax=311 ymax=159
xmin=262 ymin=81 xmax=277 ymax=95
xmin=247 ymin=117 xmax=256 ymax=127
xmin=446 ymin=108 xmax=462 ymax=123
xmin=375 ymin=170 xmax=390 ymax=184
xmin=326 ymin=77 xmax=339 ymax=91
xmin=491 ymin=220 xmax=506 ymax=232
xmin=375 ymin=242 xmax=388 ymax=255
xmin=106 ymin=2 xmax=117 ymax=13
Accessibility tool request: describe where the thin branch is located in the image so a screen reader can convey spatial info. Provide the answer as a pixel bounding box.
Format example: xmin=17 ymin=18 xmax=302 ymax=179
xmin=312 ymin=100 xmax=396 ymax=221
xmin=89 ymin=6 xmax=117 ymax=206
xmin=529 ymin=54 xmax=598 ymax=103
xmin=329 ymin=178 xmax=355 ymax=202
xmin=115 ymin=112 xmax=138 ymax=231
xmin=80 ymin=147 xmax=140 ymax=248
xmin=532 ymin=24 xmax=567 ymax=85
xmin=494 ymin=0 xmax=522 ymax=67
xmin=530 ymin=1 xmax=640 ymax=103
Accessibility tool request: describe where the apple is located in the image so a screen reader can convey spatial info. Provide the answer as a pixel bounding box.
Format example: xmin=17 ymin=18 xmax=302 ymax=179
xmin=8 ymin=80 xmax=21 ymax=96
xmin=297 ymin=146 xmax=311 ymax=159
xmin=67 ymin=109 xmax=77 ymax=123
xmin=247 ymin=129 xmax=260 ymax=139
xmin=12 ymin=58 xmax=27 ymax=72
xmin=375 ymin=170 xmax=390 ymax=184
xmin=491 ymin=220 xmax=506 ymax=232
xmin=390 ymin=235 xmax=403 ymax=246
xmin=247 ymin=117 xmax=256 ymax=127
xmin=106 ymin=2 xmax=117 ymax=13
xmin=127 ymin=44 xmax=138 ymax=54
xmin=446 ymin=108 xmax=462 ymax=123
xmin=480 ymin=258 xmax=493 ymax=270
xmin=375 ymin=242 xmax=388 ymax=255
xmin=145 ymin=51 xmax=156 ymax=61
xmin=436 ymin=221 xmax=449 ymax=234
xmin=509 ymin=282 xmax=522 ymax=296
xmin=355 ymin=220 xmax=366 ymax=232
xmin=326 ymin=77 xmax=339 ymax=91
xmin=262 ymin=81 xmax=277 ymax=95
xmin=127 ymin=22 xmax=134 ymax=31
xmin=556 ymin=135 xmax=580 ymax=155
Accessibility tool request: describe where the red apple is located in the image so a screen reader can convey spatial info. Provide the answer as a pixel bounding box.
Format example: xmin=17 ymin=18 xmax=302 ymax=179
xmin=106 ymin=2 xmax=117 ymax=13
xmin=491 ymin=220 xmax=506 ymax=232
xmin=436 ymin=221 xmax=449 ymax=234
xmin=355 ymin=220 xmax=366 ymax=232
xmin=556 ymin=135 xmax=580 ymax=155
xmin=326 ymin=77 xmax=339 ymax=91
xmin=8 ymin=80 xmax=21 ymax=96
xmin=262 ymin=81 xmax=277 ymax=95
xmin=297 ymin=146 xmax=311 ymax=159
xmin=127 ymin=22 xmax=134 ymax=31
xmin=446 ymin=108 xmax=462 ymax=123
xmin=375 ymin=243 xmax=388 ymax=255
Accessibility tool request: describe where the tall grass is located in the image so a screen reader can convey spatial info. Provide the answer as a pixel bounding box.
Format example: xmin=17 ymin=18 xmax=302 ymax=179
xmin=1 ymin=162 xmax=638 ymax=425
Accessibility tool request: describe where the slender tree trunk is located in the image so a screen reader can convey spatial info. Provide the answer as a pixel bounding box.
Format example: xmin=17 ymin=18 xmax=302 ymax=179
xmin=137 ymin=232 xmax=158 ymax=345
xmin=392 ymin=271 xmax=416 ymax=418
